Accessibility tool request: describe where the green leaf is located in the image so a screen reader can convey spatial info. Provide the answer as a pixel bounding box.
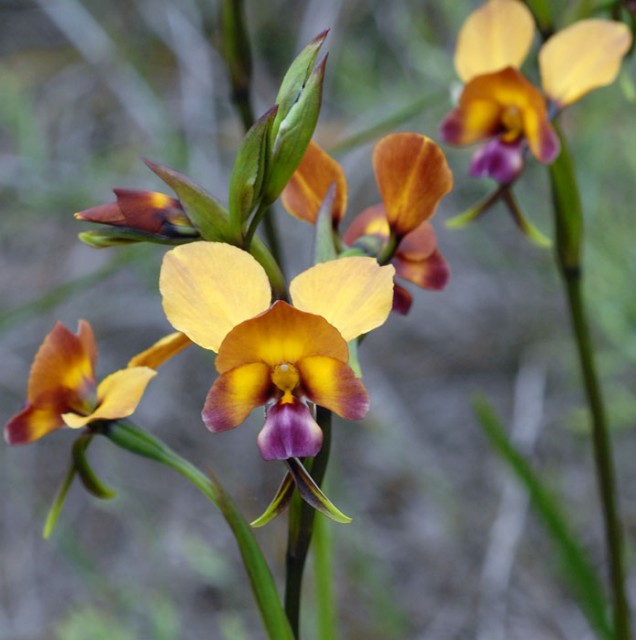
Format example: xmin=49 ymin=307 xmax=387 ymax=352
xmin=474 ymin=396 xmax=613 ymax=639
xmin=313 ymin=184 xmax=338 ymax=264
xmin=285 ymin=458 xmax=352 ymax=524
xmin=72 ymin=434 xmax=116 ymax=500
xmin=250 ymin=472 xmax=295 ymax=528
xmin=144 ymin=158 xmax=231 ymax=242
xmin=228 ymin=105 xmax=277 ymax=230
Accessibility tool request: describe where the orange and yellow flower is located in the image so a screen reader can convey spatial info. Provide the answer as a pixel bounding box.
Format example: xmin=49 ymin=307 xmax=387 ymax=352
xmin=159 ymin=242 xmax=395 ymax=460
xmin=5 ymin=321 xmax=156 ymax=445
xmin=440 ymin=0 xmax=632 ymax=182
xmin=75 ymin=189 xmax=198 ymax=239
xmin=282 ymin=133 xmax=452 ymax=312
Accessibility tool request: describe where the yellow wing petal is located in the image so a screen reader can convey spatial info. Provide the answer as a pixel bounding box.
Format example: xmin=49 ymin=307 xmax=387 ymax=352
xmin=539 ymin=19 xmax=632 ymax=107
xmin=62 ymin=367 xmax=156 ymax=428
xmin=455 ymin=0 xmax=535 ymax=82
xmin=290 ymin=257 xmax=395 ymax=342
xmin=160 ymin=242 xmax=272 ymax=352
xmin=128 ymin=332 xmax=192 ymax=369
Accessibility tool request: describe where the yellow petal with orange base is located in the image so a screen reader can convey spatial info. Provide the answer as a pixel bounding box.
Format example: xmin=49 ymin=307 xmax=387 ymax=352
xmin=27 ymin=320 xmax=96 ymax=404
xmin=62 ymin=367 xmax=156 ymax=428
xmin=373 ymin=133 xmax=453 ymax=237
xmin=202 ymin=362 xmax=273 ymax=432
xmin=281 ymin=140 xmax=348 ymax=225
xmin=539 ymin=19 xmax=632 ymax=107
xmin=290 ymin=257 xmax=395 ymax=342
xmin=455 ymin=0 xmax=535 ymax=82
xmin=215 ymin=301 xmax=348 ymax=373
xmin=128 ymin=332 xmax=192 ymax=369
xmin=297 ymin=356 xmax=369 ymax=420
xmin=160 ymin=242 xmax=272 ymax=352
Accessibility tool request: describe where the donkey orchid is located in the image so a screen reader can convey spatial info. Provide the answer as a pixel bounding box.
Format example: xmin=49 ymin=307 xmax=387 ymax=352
xmin=5 ymin=321 xmax=156 ymax=445
xmin=440 ymin=0 xmax=632 ymax=183
xmin=159 ymin=242 xmax=394 ymax=460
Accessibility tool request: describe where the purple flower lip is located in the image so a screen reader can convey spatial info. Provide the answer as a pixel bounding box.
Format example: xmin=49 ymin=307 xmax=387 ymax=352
xmin=257 ymin=400 xmax=323 ymax=461
xmin=470 ymin=139 xmax=525 ymax=184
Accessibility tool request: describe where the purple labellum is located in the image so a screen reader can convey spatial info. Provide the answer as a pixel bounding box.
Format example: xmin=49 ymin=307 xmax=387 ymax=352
xmin=470 ymin=140 xmax=524 ymax=184
xmin=257 ymin=400 xmax=323 ymax=461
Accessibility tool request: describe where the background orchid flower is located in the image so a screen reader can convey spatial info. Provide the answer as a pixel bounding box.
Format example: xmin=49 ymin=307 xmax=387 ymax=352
xmin=343 ymin=204 xmax=449 ymax=314
xmin=283 ymin=133 xmax=452 ymax=239
xmin=159 ymin=242 xmax=394 ymax=461
xmin=4 ymin=321 xmax=156 ymax=445
xmin=440 ymin=0 xmax=632 ymax=182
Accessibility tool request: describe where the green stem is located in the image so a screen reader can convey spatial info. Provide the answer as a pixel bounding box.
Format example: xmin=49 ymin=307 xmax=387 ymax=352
xmin=549 ymin=126 xmax=630 ymax=640
xmin=285 ymin=407 xmax=332 ymax=638
xmin=251 ymin=235 xmax=288 ymax=301
xmin=313 ymin=513 xmax=336 ymax=640
xmin=101 ymin=420 xmax=293 ymax=640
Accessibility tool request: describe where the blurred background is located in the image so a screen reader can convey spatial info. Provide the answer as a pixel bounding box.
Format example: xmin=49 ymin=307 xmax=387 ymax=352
xmin=1 ymin=1 xmax=635 ymax=638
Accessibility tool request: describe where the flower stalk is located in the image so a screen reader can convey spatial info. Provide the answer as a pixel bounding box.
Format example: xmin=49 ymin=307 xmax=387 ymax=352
xmin=285 ymin=407 xmax=332 ymax=638
xmin=549 ymin=125 xmax=630 ymax=640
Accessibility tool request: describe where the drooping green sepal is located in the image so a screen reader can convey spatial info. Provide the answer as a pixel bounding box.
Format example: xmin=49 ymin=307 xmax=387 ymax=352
xmin=263 ymin=48 xmax=327 ymax=204
xmin=144 ymin=158 xmax=231 ymax=242
xmin=228 ymin=105 xmax=278 ymax=231
xmin=42 ymin=459 xmax=76 ymax=539
xmin=313 ymin=184 xmax=338 ymax=264
xmin=78 ymin=228 xmax=197 ymax=248
xmin=250 ymin=472 xmax=295 ymax=527
xmin=502 ymin=189 xmax=551 ymax=248
xmin=285 ymin=457 xmax=352 ymax=524
xmin=445 ymin=184 xmax=507 ymax=229
xmin=72 ymin=434 xmax=117 ymax=500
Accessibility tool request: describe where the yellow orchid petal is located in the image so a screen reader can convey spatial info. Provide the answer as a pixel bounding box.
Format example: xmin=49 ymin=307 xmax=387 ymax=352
xmin=290 ymin=257 xmax=395 ymax=342
xmin=281 ymin=140 xmax=348 ymax=225
xmin=128 ymin=332 xmax=192 ymax=369
xmin=455 ymin=0 xmax=535 ymax=82
xmin=373 ymin=133 xmax=453 ymax=237
xmin=297 ymin=356 xmax=369 ymax=420
xmin=539 ymin=19 xmax=632 ymax=107
xmin=160 ymin=242 xmax=272 ymax=352
xmin=215 ymin=301 xmax=349 ymax=373
xmin=27 ymin=320 xmax=96 ymax=404
xmin=62 ymin=367 xmax=156 ymax=428
xmin=202 ymin=362 xmax=273 ymax=432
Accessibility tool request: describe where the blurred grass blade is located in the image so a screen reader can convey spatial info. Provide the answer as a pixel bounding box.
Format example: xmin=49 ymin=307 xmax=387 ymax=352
xmin=328 ymin=91 xmax=445 ymax=155
xmin=0 ymin=248 xmax=148 ymax=333
xmin=474 ymin=396 xmax=613 ymax=639
xmin=251 ymin=472 xmax=295 ymax=528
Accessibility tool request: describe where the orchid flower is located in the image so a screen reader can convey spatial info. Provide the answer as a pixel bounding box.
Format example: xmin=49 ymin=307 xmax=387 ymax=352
xmin=282 ymin=133 xmax=452 ymax=313
xmin=5 ymin=321 xmax=156 ymax=445
xmin=440 ymin=0 xmax=632 ymax=183
xmin=159 ymin=242 xmax=395 ymax=460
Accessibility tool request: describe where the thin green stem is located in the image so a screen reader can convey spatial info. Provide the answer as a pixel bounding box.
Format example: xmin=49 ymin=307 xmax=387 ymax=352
xmin=313 ymin=513 xmax=336 ymax=640
xmin=561 ymin=275 xmax=630 ymax=640
xmin=549 ymin=125 xmax=630 ymax=640
xmin=285 ymin=407 xmax=332 ymax=638
xmin=101 ymin=420 xmax=293 ymax=640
